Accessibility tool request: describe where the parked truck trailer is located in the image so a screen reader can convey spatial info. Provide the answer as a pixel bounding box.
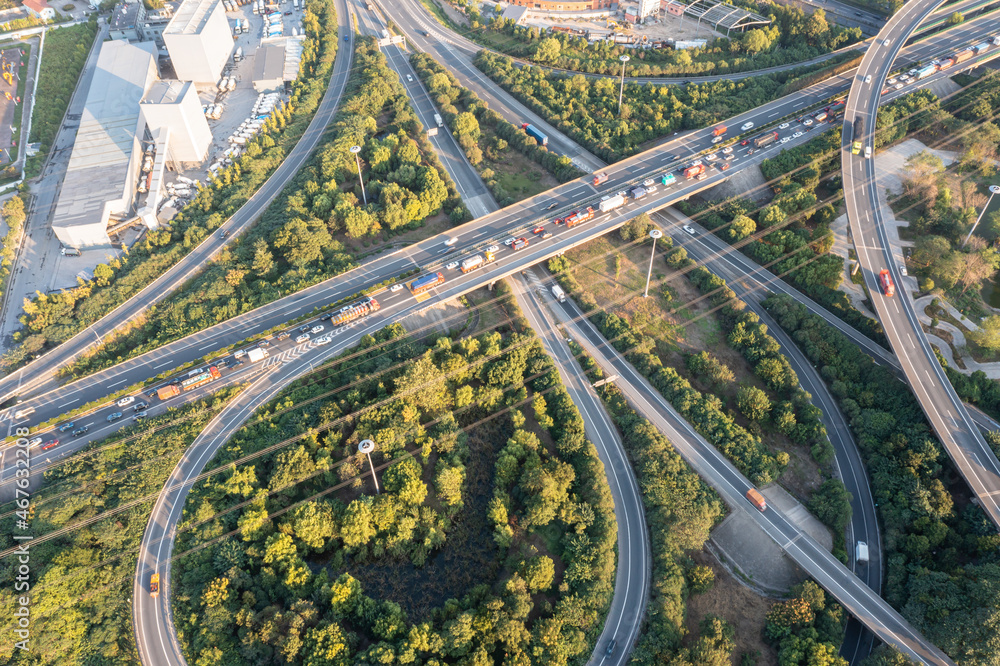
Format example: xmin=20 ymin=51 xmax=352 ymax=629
xmin=599 ymin=194 xmax=626 ymax=212
xmin=521 ymin=123 xmax=548 ymax=146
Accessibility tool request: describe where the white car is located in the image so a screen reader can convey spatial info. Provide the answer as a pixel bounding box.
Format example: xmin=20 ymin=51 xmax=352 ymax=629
xmin=741 ymin=121 xmax=754 ymax=131
xmin=894 ymin=83 xmax=903 ymax=89
xmin=28 ymin=437 xmax=42 ymax=447
xmin=780 ymin=136 xmax=790 ymax=143
xmin=486 ymin=245 xmax=500 ymax=253
xmin=503 ymin=238 xmax=515 ymax=246
xmin=390 ymin=284 xmax=403 ymax=292
xmin=899 ymin=74 xmax=910 ymax=81
xmin=310 ymin=324 xmax=324 ymax=334
xmin=908 ymin=68 xmax=918 ymax=76
xmin=682 ymin=225 xmax=697 ymax=236
xmin=722 ymin=146 xmax=733 ymax=154
xmin=406 ymin=75 xmax=413 ymax=82
xmin=802 ymin=118 xmax=813 ymax=126
xmin=643 ymin=178 xmax=656 ymax=187
xmin=792 ymin=131 xmax=804 ymax=138
xmin=779 ymin=122 xmax=790 ymax=130
xmin=315 ymin=336 xmax=332 ymax=346
xmin=883 ymin=38 xmax=891 ymax=47
xmin=711 ymin=136 xmax=722 ymax=144
xmin=899 ymin=264 xmax=908 ymax=277
xmin=446 ymin=261 xmax=459 ymax=270
xmin=444 ymin=237 xmax=458 ymax=246
xmin=295 ymin=333 xmax=310 ymax=343
xmin=887 ymin=77 xmax=897 ymax=85
xmin=117 ymin=396 xmax=135 ymax=407
xmin=724 ymin=154 xmax=735 ymax=161
xmin=706 ymin=153 xmax=718 ymax=161
xmin=865 ymin=74 xmax=872 ymax=84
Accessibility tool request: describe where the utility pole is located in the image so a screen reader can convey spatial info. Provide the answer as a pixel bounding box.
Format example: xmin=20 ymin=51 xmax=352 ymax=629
xmin=644 ymin=229 xmax=663 ymax=297
xmin=963 ymin=184 xmax=1000 ymax=248
xmin=618 ymin=54 xmax=630 ymax=116
xmin=350 ymin=145 xmax=367 ymax=205
xmin=358 ymin=439 xmax=379 ymax=494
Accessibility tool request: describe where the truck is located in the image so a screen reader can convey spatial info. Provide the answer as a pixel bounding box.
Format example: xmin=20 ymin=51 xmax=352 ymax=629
xmin=683 ymin=164 xmax=705 ymax=179
xmin=521 ymin=123 xmax=548 ymax=146
xmin=182 ymin=366 xmax=222 ymax=392
xmin=293 ymin=0 xmax=299 ymax=8
xmin=661 ymin=173 xmax=676 ymax=186
xmin=330 ymin=297 xmax=380 ymax=326
xmin=512 ymin=237 xmax=530 ymax=251
xmin=916 ymin=64 xmax=938 ymax=80
xmin=994 ymin=36 xmax=1000 ymax=47
xmin=630 ymin=187 xmax=647 ymax=200
xmin=411 ymin=272 xmax=445 ymax=294
xmin=593 ymin=172 xmax=609 ymax=186
xmin=599 ymin=194 xmax=626 ymax=213
xmin=433 ymin=113 xmax=443 ymax=127
xmin=814 ymin=111 xmax=828 ymax=123
xmin=851 ymin=117 xmax=864 ymax=155
xmin=157 ymin=385 xmax=181 ymax=400
xmin=247 ymin=348 xmax=269 ymax=363
xmin=938 ymin=56 xmax=956 ymax=69
xmin=856 ymin=541 xmax=869 ymax=564
xmin=972 ymin=41 xmax=991 ymax=54
xmin=711 ymin=125 xmax=727 ymax=136
xmin=460 ymin=251 xmax=495 ymax=273
xmin=953 ymin=49 xmax=973 ymax=64
xmin=552 ymin=285 xmax=566 ymax=303
xmin=746 ymin=488 xmax=767 ymax=512
xmin=150 ymin=573 xmax=160 ymax=597
xmin=234 ymin=46 xmax=244 ymax=62
xmin=879 ymin=269 xmax=895 ymax=296
xmin=564 ymin=206 xmax=594 ymax=228
xmin=754 ymin=131 xmax=778 ymax=148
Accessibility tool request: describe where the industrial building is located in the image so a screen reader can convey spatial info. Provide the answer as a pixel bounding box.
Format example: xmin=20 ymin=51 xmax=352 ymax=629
xmin=51 ymin=40 xmax=213 ymax=248
xmin=109 ymin=0 xmax=173 ymax=46
xmin=506 ymin=0 xmax=614 ymax=10
xmin=163 ymin=0 xmax=233 ymax=84
xmin=252 ymin=45 xmax=285 ymax=92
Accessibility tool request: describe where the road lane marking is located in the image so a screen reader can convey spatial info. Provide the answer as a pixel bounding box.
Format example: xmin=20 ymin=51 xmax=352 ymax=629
xmin=153 ymin=360 xmax=173 ymax=369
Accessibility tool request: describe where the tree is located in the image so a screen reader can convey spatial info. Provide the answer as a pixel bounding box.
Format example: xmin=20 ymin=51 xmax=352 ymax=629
xmin=969 ymin=315 xmax=1000 ymax=352
xmin=93 ymin=263 xmax=113 ymax=287
xmin=742 ymin=29 xmax=772 ymax=55
xmin=394 ymin=351 xmax=450 ymax=413
xmin=729 ymin=214 xmax=757 ymax=242
xmin=435 ymin=464 xmax=465 ymax=506
xmin=252 ymin=239 xmax=275 ymax=276
xmin=303 ymin=622 xmax=352 ymax=666
xmin=689 ymin=565 xmax=715 ymax=594
xmin=521 ymin=556 xmax=555 ymax=592
xmin=451 ymin=111 xmax=481 ymax=141
xmin=737 ymin=385 xmax=772 ymax=422
xmin=946 ymin=10 xmax=964 ymax=24
xmin=534 ymin=37 xmax=561 ymax=63
xmin=807 ymin=479 xmax=853 ymax=532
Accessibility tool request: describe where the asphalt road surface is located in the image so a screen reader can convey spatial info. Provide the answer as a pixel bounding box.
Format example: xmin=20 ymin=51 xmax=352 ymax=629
xmin=842 ymin=0 xmax=1000 ymax=529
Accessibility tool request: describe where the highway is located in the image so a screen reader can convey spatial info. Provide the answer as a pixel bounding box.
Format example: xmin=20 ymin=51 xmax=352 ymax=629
xmin=530 ymin=272 xmax=953 ymax=666
xmin=511 ymin=274 xmax=650 ymax=666
xmin=842 ymin=0 xmax=1000 ymax=529
xmin=0 ymin=0 xmax=358 ymax=404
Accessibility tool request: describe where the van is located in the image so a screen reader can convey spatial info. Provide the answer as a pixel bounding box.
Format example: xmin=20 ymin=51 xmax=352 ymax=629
xmin=61 ymin=247 xmax=81 ymax=257
xmin=856 ymin=541 xmax=869 ymax=563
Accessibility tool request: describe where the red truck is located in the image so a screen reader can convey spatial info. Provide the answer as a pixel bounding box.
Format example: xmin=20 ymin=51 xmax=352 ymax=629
xmin=683 ymin=164 xmax=705 ymax=179
xmin=157 ymin=385 xmax=181 ymax=400
xmin=593 ymin=172 xmax=609 ymax=186
xmin=879 ymin=269 xmax=895 ymax=297
xmin=712 ymin=125 xmax=727 ymax=136
xmin=746 ymin=488 xmax=767 ymax=512
xmin=564 ymin=207 xmax=594 ymax=228
xmin=512 ymin=237 xmax=530 ymax=251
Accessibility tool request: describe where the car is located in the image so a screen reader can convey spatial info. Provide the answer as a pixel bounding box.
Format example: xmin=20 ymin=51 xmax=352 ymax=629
xmin=295 ymin=334 xmax=310 ymax=343
xmin=146 ymin=388 xmax=158 ymax=398
xmin=697 ymin=173 xmax=708 ymax=180
xmin=390 ymin=284 xmax=403 ymax=292
xmin=747 ymin=148 xmax=755 ymax=155
xmin=908 ymin=69 xmax=918 ymax=77
xmin=542 ymin=232 xmax=553 ymax=239
xmin=887 ymin=77 xmax=897 ymax=85
xmin=895 ymin=83 xmax=903 ymax=89
xmin=58 ymin=422 xmax=75 ymax=433
xmin=706 ymin=153 xmax=718 ymax=161
xmin=883 ymin=38 xmax=891 ymax=46
xmin=533 ymin=226 xmax=545 ymax=234
xmin=315 ymin=336 xmax=332 ymax=346
xmin=865 ymin=74 xmax=872 ymax=84
xmin=722 ymin=146 xmax=733 ymax=154
xmin=285 ymin=10 xmax=292 ymax=14
xmin=725 ymin=154 xmax=735 ymax=161
xmin=134 ymin=402 xmax=149 ymax=411
xmin=690 ymin=160 xmax=702 ymax=167
xmin=444 ymin=237 xmax=458 ymax=246
xmin=741 ymin=121 xmax=754 ymax=130
xmin=41 ymin=439 xmax=59 ymax=451
xmin=900 ymin=264 xmax=908 ymax=277
xmin=28 ymin=437 xmax=42 ymax=447
xmin=900 ymin=74 xmax=910 ymax=81
xmin=343 ymin=35 xmax=348 ymax=41
xmin=711 ymin=136 xmax=722 ymax=144
xmin=134 ymin=412 xmax=148 ymax=420
xmin=446 ymin=261 xmax=459 ymax=270
xmin=107 ymin=412 xmax=123 ymax=423
xmin=855 ymin=10 xmax=862 ymax=15
xmin=220 ymin=230 xmax=230 ymax=239
xmin=258 ymin=340 xmax=271 ymax=348
xmin=643 ymin=178 xmax=656 ymax=187
xmin=406 ymin=75 xmax=413 ymax=82
xmin=793 ymin=131 xmax=804 ymax=138
xmin=881 ymin=88 xmax=891 ymax=95
xmin=606 ymin=640 xmax=617 ymax=656
xmin=780 ymin=136 xmax=790 ymax=143
xmin=277 ymin=331 xmax=291 ymax=340
xmin=720 ymin=162 xmax=731 ymax=171
xmin=802 ymin=118 xmax=813 ymax=126
xmin=779 ymin=123 xmax=790 ymax=130
xmin=504 ymin=238 xmax=515 ymax=245
xmin=683 ymin=225 xmax=697 ymax=235
xmin=299 ymin=324 xmax=310 ymax=333
xmin=486 ymin=245 xmax=500 ymax=253
xmin=740 ymin=139 xmax=750 ymax=146
xmin=320 ymin=312 xmax=333 ymax=321
xmin=310 ymin=324 xmax=324 ymax=334
xmin=72 ymin=427 xmax=89 ymax=437
xmin=117 ymin=396 xmax=135 ymax=407
xmin=216 ymin=359 xmax=230 ymax=369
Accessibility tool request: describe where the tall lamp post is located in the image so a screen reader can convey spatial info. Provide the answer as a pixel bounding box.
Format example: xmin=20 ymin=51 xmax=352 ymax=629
xmin=644 ymin=229 xmax=663 ymax=298
xmin=350 ymin=145 xmax=367 ymax=205
xmin=618 ymin=55 xmax=630 ymax=116
xmin=963 ymin=184 xmax=1000 ymax=248
xmin=358 ymin=439 xmax=380 ymax=494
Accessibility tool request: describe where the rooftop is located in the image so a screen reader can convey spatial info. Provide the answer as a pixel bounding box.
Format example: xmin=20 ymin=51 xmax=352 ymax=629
xmin=253 ymin=45 xmax=284 ymax=82
xmin=110 ymin=0 xmax=143 ymax=30
xmin=23 ymin=0 xmax=51 ymax=14
xmin=53 ymin=41 xmax=158 ymax=231
xmin=164 ymin=0 xmax=217 ymax=35
xmin=683 ymin=0 xmax=770 ymax=31
xmin=141 ymin=79 xmax=190 ymax=105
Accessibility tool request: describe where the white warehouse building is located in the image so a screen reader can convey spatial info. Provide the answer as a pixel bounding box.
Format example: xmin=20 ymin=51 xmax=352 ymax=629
xmin=139 ymin=80 xmax=212 ymax=165
xmin=163 ymin=0 xmax=233 ymax=84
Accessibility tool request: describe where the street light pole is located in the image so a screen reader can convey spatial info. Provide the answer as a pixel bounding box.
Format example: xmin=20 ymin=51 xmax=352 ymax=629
xmin=963 ymin=184 xmax=1000 ymax=248
xmin=618 ymin=55 xmax=630 ymax=116
xmin=644 ymin=229 xmax=663 ymax=298
xmin=350 ymin=145 xmax=367 ymax=206
xmin=358 ymin=439 xmax=380 ymax=494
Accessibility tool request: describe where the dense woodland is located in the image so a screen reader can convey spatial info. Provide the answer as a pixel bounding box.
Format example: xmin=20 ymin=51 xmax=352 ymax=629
xmin=0 ymin=391 xmax=238 ymax=663
xmin=764 ymin=295 xmax=1000 ymax=664
xmin=5 ymin=0 xmax=342 ymax=372
xmin=172 ymin=292 xmax=618 ymax=665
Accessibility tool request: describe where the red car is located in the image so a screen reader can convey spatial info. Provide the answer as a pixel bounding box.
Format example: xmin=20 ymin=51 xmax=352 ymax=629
xmin=41 ymin=439 xmax=59 ymax=451
xmin=533 ymin=226 xmax=545 ymax=234
xmin=720 ymin=162 xmax=730 ymax=171
xmin=552 ymin=217 xmax=563 ymax=225
xmin=740 ymin=139 xmax=750 ymax=146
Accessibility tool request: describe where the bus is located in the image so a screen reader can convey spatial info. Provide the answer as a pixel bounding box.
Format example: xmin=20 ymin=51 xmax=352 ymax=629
xmin=851 ymin=117 xmax=864 ymax=155
xmin=411 ymin=272 xmax=445 ymax=295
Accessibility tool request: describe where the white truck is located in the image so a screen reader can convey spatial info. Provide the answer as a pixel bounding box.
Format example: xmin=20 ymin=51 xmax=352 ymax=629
xmin=434 ymin=113 xmax=443 ymax=127
xmin=551 ymin=285 xmax=566 ymax=303
xmin=599 ymin=194 xmax=626 ymax=213
xmin=855 ymin=541 xmax=869 ymax=564
xmin=247 ymin=348 xmax=269 ymax=363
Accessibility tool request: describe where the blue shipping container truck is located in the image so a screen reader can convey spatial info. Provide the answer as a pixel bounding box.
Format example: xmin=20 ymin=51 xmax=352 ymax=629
xmin=411 ymin=272 xmax=445 ymax=294
xmin=916 ymin=64 xmax=938 ymax=79
xmin=523 ymin=124 xmax=548 ymax=146
xmin=972 ymin=41 xmax=991 ymax=54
